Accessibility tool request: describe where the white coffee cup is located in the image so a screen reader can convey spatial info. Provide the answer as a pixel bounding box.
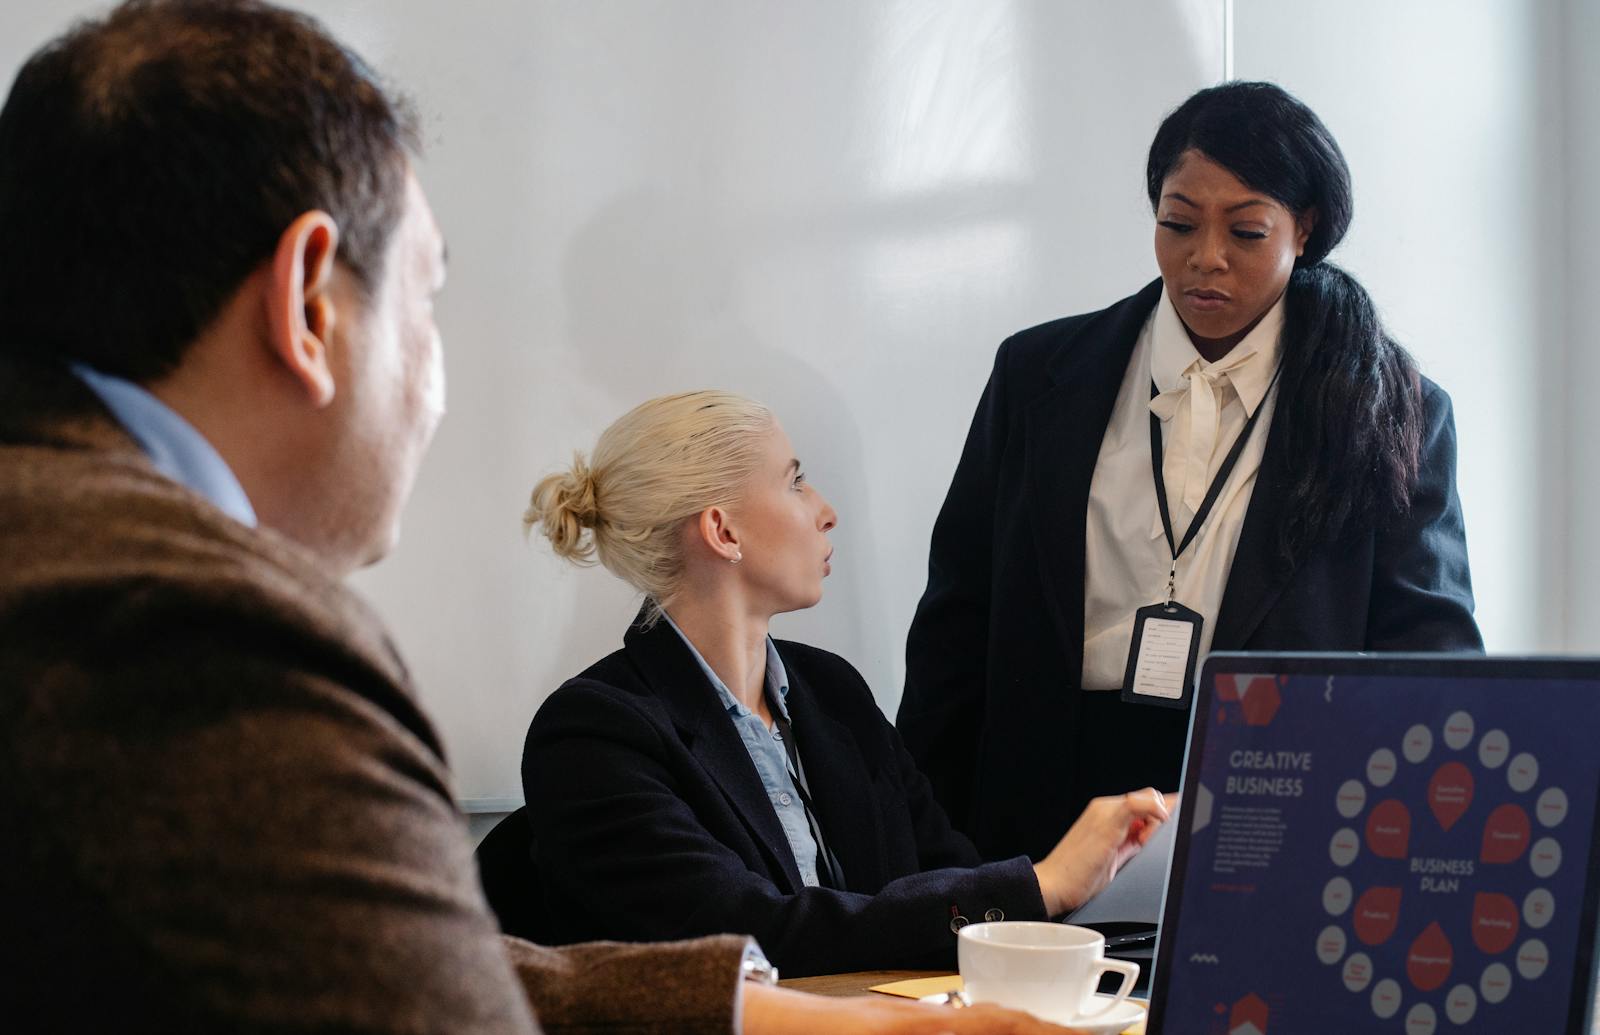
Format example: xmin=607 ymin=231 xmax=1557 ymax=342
xmin=957 ymin=921 xmax=1140 ymax=1023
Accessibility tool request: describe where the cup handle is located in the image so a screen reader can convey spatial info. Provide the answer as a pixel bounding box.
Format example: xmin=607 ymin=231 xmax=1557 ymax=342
xmin=1075 ymin=959 xmax=1140 ymax=1019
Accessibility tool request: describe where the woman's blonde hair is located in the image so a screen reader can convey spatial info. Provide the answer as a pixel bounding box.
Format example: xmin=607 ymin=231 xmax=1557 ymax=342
xmin=525 ymin=390 xmax=774 ymax=618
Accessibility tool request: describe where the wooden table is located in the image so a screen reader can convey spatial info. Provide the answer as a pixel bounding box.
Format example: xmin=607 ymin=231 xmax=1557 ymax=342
xmin=778 ymin=971 xmax=1148 ymax=1033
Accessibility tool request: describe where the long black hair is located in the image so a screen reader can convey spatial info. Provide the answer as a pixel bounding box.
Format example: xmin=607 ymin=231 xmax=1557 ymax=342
xmin=1146 ymin=81 xmax=1422 ymax=558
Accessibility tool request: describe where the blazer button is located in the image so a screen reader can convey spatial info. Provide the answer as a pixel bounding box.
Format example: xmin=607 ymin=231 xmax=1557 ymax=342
xmin=949 ymin=914 xmax=970 ymax=933
xmin=984 ymin=908 xmax=1005 ymax=922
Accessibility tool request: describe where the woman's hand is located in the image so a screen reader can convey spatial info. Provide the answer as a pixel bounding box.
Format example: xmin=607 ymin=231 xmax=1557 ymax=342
xmin=742 ymin=984 xmax=1091 ymax=1034
xmin=1032 ymin=787 xmax=1176 ymax=916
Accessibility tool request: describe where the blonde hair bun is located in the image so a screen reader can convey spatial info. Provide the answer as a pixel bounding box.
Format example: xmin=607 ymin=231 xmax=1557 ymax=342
xmin=526 ymin=391 xmax=773 ymax=609
xmin=525 ymin=452 xmax=602 ymax=563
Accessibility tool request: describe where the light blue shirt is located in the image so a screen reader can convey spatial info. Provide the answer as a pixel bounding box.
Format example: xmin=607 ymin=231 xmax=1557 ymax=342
xmin=72 ymin=363 xmax=257 ymax=527
xmin=662 ymin=613 xmax=821 ymax=888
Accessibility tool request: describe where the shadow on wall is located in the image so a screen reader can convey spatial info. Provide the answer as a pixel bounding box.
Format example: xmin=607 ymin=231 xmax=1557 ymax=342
xmin=394 ymin=0 xmax=1223 ymax=805
xmin=553 ymin=188 xmax=878 ymax=667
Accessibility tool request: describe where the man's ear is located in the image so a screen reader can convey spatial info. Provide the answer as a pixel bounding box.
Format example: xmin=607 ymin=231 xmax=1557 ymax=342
xmin=266 ymin=210 xmax=340 ymax=407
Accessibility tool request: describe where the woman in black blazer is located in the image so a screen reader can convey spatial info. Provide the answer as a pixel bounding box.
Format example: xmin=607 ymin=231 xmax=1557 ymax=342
xmin=897 ymin=82 xmax=1482 ymax=867
xmin=520 ymin=391 xmax=1172 ymax=976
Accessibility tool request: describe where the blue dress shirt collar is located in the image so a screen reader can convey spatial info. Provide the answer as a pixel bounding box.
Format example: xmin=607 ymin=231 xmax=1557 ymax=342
xmin=72 ymin=363 xmax=257 ymax=528
xmin=661 ymin=610 xmax=791 ymax=720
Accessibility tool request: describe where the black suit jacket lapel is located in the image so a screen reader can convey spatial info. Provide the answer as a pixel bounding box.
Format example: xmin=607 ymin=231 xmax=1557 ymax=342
xmin=1212 ymin=405 xmax=1299 ymax=649
xmin=622 ymin=621 xmax=805 ymax=893
xmin=782 ymin=663 xmax=883 ymax=892
xmin=1025 ymin=279 xmax=1163 ymax=677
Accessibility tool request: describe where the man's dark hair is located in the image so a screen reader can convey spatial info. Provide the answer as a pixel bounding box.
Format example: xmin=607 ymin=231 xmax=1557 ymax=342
xmin=0 ymin=0 xmax=417 ymax=381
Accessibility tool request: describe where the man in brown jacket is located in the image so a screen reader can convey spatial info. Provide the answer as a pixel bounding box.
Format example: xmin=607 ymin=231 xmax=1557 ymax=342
xmin=0 ymin=2 xmax=1081 ymax=1033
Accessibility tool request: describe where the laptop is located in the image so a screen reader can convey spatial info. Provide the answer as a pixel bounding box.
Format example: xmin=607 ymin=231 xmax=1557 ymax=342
xmin=1144 ymin=654 xmax=1600 ymax=1035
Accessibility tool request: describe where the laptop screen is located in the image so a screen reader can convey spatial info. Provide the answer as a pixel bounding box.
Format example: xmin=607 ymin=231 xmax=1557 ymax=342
xmin=1146 ymin=654 xmax=1600 ymax=1035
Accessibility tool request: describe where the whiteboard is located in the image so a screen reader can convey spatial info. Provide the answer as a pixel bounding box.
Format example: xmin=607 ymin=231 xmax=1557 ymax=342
xmin=0 ymin=1 xmax=1225 ymax=805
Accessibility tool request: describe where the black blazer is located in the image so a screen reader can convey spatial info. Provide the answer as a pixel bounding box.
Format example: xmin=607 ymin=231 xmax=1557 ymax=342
xmin=521 ymin=619 xmax=1045 ymax=977
xmin=897 ymin=280 xmax=1482 ymax=862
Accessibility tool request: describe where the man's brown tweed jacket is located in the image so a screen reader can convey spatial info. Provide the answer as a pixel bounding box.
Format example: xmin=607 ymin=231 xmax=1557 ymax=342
xmin=0 ymin=356 xmax=747 ymax=1033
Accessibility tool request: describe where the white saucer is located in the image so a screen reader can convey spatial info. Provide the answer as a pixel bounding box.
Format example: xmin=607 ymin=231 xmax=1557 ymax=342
xmin=1061 ymin=995 xmax=1147 ymax=1034
xmin=917 ymin=992 xmax=1145 ymax=1033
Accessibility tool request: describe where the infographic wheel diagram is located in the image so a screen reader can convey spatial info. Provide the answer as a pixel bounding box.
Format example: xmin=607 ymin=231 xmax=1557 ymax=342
xmin=1316 ymin=709 xmax=1567 ymax=1030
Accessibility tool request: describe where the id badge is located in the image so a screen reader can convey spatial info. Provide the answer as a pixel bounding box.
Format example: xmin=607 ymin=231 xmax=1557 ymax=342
xmin=1119 ymin=601 xmax=1203 ymax=710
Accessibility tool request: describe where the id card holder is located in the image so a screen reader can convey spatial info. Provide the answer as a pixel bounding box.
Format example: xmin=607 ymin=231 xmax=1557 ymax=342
xmin=1119 ymin=601 xmax=1203 ymax=710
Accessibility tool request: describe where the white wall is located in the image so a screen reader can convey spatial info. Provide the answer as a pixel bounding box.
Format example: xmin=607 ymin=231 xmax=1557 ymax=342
xmin=334 ymin=0 xmax=1225 ymax=803
xmin=1564 ymin=0 xmax=1600 ymax=652
xmin=1234 ymin=0 xmax=1562 ymax=652
xmin=354 ymin=0 xmax=1596 ymax=811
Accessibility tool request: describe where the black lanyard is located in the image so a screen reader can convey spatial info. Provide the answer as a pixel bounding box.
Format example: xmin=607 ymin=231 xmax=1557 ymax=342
xmin=1147 ymin=367 xmax=1280 ymax=603
xmin=768 ymin=698 xmax=848 ymax=891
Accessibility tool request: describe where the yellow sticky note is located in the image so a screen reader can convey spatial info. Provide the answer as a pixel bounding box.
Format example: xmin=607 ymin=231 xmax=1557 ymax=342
xmin=868 ymin=974 xmax=964 ymax=999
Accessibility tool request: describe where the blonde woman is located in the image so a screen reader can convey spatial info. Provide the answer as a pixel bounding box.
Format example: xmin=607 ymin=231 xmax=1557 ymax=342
xmin=519 ymin=391 xmax=1171 ymax=977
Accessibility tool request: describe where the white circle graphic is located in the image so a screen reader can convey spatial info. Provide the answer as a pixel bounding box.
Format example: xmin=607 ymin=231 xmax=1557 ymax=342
xmin=1537 ymin=787 xmax=1569 ymax=828
xmin=1317 ymin=925 xmax=1347 ymax=965
xmin=1368 ymin=748 xmax=1398 ymax=787
xmin=1517 ymin=938 xmax=1549 ymax=980
xmin=1478 ymin=729 xmax=1510 ymax=769
xmin=1403 ymin=725 xmax=1433 ymax=764
xmin=1343 ymin=952 xmax=1374 ymax=993
xmin=1405 ymin=1003 xmax=1437 ymax=1034
xmin=1508 ymin=752 xmax=1539 ymax=792
xmin=1323 ymin=877 xmax=1353 ymax=916
xmin=1337 ymin=779 xmax=1368 ymax=819
xmin=1443 ymin=711 xmax=1474 ymax=750
xmin=1530 ymin=837 xmax=1562 ymax=879
xmin=1330 ymin=827 xmax=1360 ymax=867
xmin=1524 ymin=888 xmax=1555 ymax=930
xmin=1372 ymin=978 xmax=1403 ymax=1019
xmin=1444 ymin=984 xmax=1477 ymax=1024
xmin=1480 ymin=963 xmax=1512 ymax=1004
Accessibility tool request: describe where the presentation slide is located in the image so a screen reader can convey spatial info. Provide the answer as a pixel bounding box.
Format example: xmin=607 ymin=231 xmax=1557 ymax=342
xmin=1160 ymin=672 xmax=1600 ymax=1034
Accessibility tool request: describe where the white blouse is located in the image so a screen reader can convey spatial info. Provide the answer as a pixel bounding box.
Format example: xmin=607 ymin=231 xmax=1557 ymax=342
xmin=1080 ymin=287 xmax=1285 ymax=690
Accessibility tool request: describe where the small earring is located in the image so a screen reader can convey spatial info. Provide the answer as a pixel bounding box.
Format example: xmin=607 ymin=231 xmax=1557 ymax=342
xmin=730 ymin=552 xmax=742 ymax=564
